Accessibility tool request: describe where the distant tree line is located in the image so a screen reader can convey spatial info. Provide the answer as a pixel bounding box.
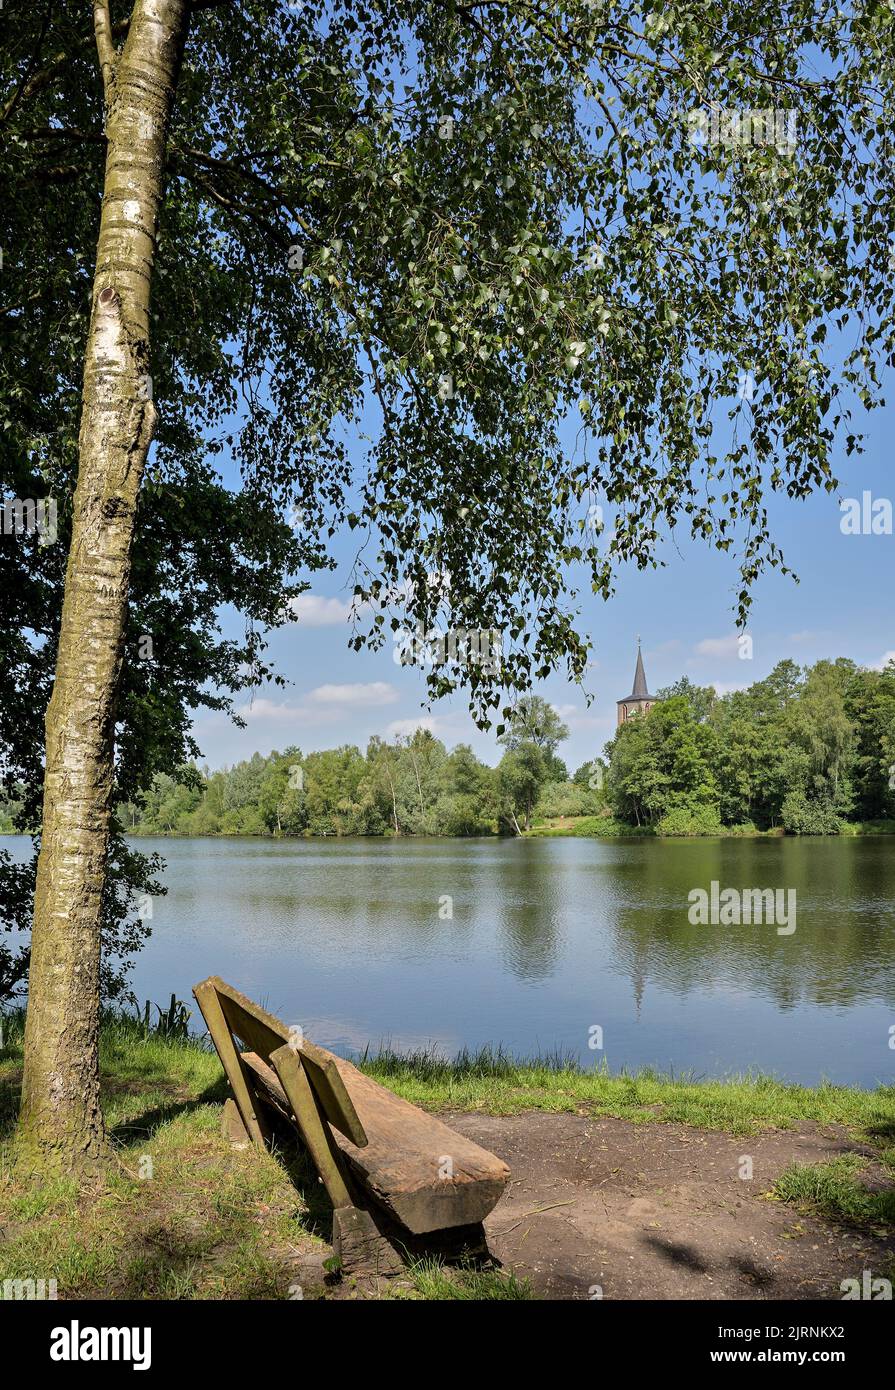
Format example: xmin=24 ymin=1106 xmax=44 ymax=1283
xmin=605 ymin=659 xmax=895 ymax=834
xmin=4 ymin=663 xmax=891 ymax=845
xmin=115 ymin=696 xmax=605 ymax=838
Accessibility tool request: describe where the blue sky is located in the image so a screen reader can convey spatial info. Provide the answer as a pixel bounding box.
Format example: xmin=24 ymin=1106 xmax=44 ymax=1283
xmin=192 ymin=385 xmax=895 ymax=775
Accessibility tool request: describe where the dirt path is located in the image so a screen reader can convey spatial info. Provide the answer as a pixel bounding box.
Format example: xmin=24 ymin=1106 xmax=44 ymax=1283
xmin=448 ymin=1112 xmax=894 ymax=1300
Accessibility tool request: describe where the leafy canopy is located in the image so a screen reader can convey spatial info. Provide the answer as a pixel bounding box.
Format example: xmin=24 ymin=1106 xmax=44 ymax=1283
xmin=5 ymin=0 xmax=894 ymax=725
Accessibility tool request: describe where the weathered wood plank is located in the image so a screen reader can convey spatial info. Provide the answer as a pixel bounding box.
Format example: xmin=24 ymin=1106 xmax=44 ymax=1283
xmin=193 ymin=979 xmax=270 ymax=1146
xmin=240 ymin=1049 xmax=290 ymax=1112
xmin=331 ymin=1206 xmax=405 ymax=1277
xmin=243 ymin=1045 xmax=509 ymax=1234
xmin=323 ymin=1054 xmax=510 ymax=1234
xmin=295 ymin=1038 xmax=368 ymax=1146
xmin=221 ymin=1097 xmax=250 ymax=1148
xmin=241 ymin=1049 xmax=356 ymax=1210
xmin=270 ymin=1044 xmax=355 ymax=1210
xmin=200 ymin=976 xmax=366 ymax=1145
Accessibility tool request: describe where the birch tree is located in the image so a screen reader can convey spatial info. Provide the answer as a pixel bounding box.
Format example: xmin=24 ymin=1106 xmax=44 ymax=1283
xmin=3 ymin=0 xmax=893 ymax=1167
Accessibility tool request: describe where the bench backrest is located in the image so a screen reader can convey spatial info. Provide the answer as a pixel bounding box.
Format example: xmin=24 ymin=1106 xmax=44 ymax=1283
xmin=194 ymin=976 xmax=366 ymax=1145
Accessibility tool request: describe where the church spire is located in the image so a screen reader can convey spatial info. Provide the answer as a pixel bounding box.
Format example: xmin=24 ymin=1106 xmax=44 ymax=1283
xmin=631 ymin=640 xmax=649 ymax=699
xmin=616 ymin=639 xmax=659 ymax=726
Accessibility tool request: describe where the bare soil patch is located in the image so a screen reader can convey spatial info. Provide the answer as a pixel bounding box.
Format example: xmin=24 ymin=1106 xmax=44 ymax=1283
xmin=448 ymin=1112 xmax=894 ymax=1300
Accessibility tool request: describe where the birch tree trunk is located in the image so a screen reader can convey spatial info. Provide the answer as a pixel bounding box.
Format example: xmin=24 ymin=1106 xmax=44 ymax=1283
xmin=17 ymin=0 xmax=188 ymax=1168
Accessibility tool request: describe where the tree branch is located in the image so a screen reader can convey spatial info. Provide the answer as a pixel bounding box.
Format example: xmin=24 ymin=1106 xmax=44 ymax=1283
xmin=14 ymin=127 xmax=107 ymax=144
xmin=0 ymin=2 xmax=54 ymax=128
xmin=167 ymin=154 xmax=292 ymax=253
xmin=1 ymin=19 xmax=130 ymax=124
xmin=93 ymin=1 xmax=118 ymax=96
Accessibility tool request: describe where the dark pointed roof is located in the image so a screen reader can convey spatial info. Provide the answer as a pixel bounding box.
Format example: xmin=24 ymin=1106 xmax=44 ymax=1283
xmin=632 ymin=644 xmax=649 ymax=698
xmin=617 ymin=643 xmax=655 ymax=704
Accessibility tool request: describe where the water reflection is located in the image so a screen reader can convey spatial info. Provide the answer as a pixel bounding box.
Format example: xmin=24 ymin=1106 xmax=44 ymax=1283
xmin=1 ymin=833 xmax=892 ymax=1085
xmin=494 ymin=843 xmax=563 ymax=980
xmin=604 ymin=838 xmax=895 ymax=1011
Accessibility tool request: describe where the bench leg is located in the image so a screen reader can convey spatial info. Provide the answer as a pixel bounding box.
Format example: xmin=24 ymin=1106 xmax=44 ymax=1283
xmin=270 ymin=1043 xmax=354 ymax=1211
xmin=222 ymin=1097 xmax=250 ymax=1148
xmin=194 ymin=980 xmax=270 ymax=1147
xmin=331 ymin=1206 xmax=405 ymax=1277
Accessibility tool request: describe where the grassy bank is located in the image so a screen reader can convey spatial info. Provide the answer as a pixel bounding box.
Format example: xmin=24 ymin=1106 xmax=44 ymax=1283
xmin=361 ymin=1044 xmax=895 ymax=1138
xmin=1 ymin=1013 xmax=893 ymax=1298
xmin=773 ymin=1154 xmax=895 ymax=1228
xmin=525 ymin=815 xmax=656 ymax=837
xmin=0 ymin=1014 xmax=532 ymax=1300
xmin=0 ymin=1011 xmax=309 ymax=1299
xmin=526 ymin=815 xmax=895 ymax=838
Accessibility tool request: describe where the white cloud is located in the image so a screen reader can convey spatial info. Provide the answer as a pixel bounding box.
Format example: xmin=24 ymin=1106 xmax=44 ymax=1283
xmin=872 ymin=650 xmax=895 ymax=670
xmin=237 ymin=697 xmax=307 ymax=722
xmin=288 ymin=594 xmax=357 ymax=627
xmin=306 ymin=681 xmax=399 ymax=708
xmin=232 ymin=683 xmax=398 ymax=726
xmin=233 ymin=697 xmax=342 ymax=729
xmin=695 ymin=634 xmax=741 ymax=659
xmin=709 ymin=680 xmax=749 ymax=696
xmin=385 ymin=716 xmax=439 ymax=739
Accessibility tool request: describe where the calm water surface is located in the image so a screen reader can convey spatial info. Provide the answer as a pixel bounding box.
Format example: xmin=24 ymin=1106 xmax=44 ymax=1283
xmin=5 ymin=835 xmax=894 ymax=1086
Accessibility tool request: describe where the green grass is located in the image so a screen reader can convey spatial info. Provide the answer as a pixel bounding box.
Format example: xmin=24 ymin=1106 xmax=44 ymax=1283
xmin=773 ymin=1154 xmax=895 ymax=1232
xmin=360 ymin=1044 xmax=895 ymax=1140
xmin=389 ymin=1256 xmax=532 ymax=1300
xmin=526 ymin=815 xmax=654 ymax=837
xmin=2 ymin=1010 xmax=894 ymax=1298
xmin=1 ymin=1009 xmax=327 ymax=1300
xmin=839 ymin=820 xmax=895 ymax=836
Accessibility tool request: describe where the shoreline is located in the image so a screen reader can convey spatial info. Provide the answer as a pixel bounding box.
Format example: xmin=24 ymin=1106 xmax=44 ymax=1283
xmin=110 ymin=818 xmax=895 ymax=841
xmin=5 ymin=818 xmax=892 ymax=843
xmin=4 ymin=1015 xmax=893 ymax=1117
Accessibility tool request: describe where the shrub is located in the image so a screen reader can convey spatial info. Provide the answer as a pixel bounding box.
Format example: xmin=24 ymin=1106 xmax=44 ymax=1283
xmin=780 ymin=791 xmax=842 ymax=835
xmin=657 ymin=804 xmax=723 ymax=836
xmin=436 ymin=794 xmax=491 ymax=837
xmin=535 ymin=780 xmax=604 ymax=818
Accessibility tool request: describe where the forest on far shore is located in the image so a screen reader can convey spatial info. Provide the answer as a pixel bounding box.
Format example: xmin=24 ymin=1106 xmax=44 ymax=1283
xmin=3 ymin=659 xmax=893 ymax=841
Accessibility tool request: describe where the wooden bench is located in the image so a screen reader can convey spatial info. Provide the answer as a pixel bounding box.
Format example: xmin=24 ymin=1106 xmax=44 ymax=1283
xmin=193 ymin=977 xmax=509 ymax=1247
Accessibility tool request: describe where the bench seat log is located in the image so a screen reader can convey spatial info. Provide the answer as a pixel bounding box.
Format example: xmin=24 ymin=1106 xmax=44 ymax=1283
xmin=320 ymin=1053 xmax=509 ymax=1234
xmin=243 ymin=1049 xmax=508 ymax=1235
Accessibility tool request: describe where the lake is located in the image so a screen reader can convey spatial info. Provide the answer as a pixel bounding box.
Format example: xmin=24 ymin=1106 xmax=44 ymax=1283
xmin=4 ymin=834 xmax=895 ymax=1086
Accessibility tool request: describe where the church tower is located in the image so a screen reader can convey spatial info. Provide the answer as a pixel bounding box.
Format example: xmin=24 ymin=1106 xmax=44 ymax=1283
xmin=616 ymin=640 xmax=657 ymax=727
